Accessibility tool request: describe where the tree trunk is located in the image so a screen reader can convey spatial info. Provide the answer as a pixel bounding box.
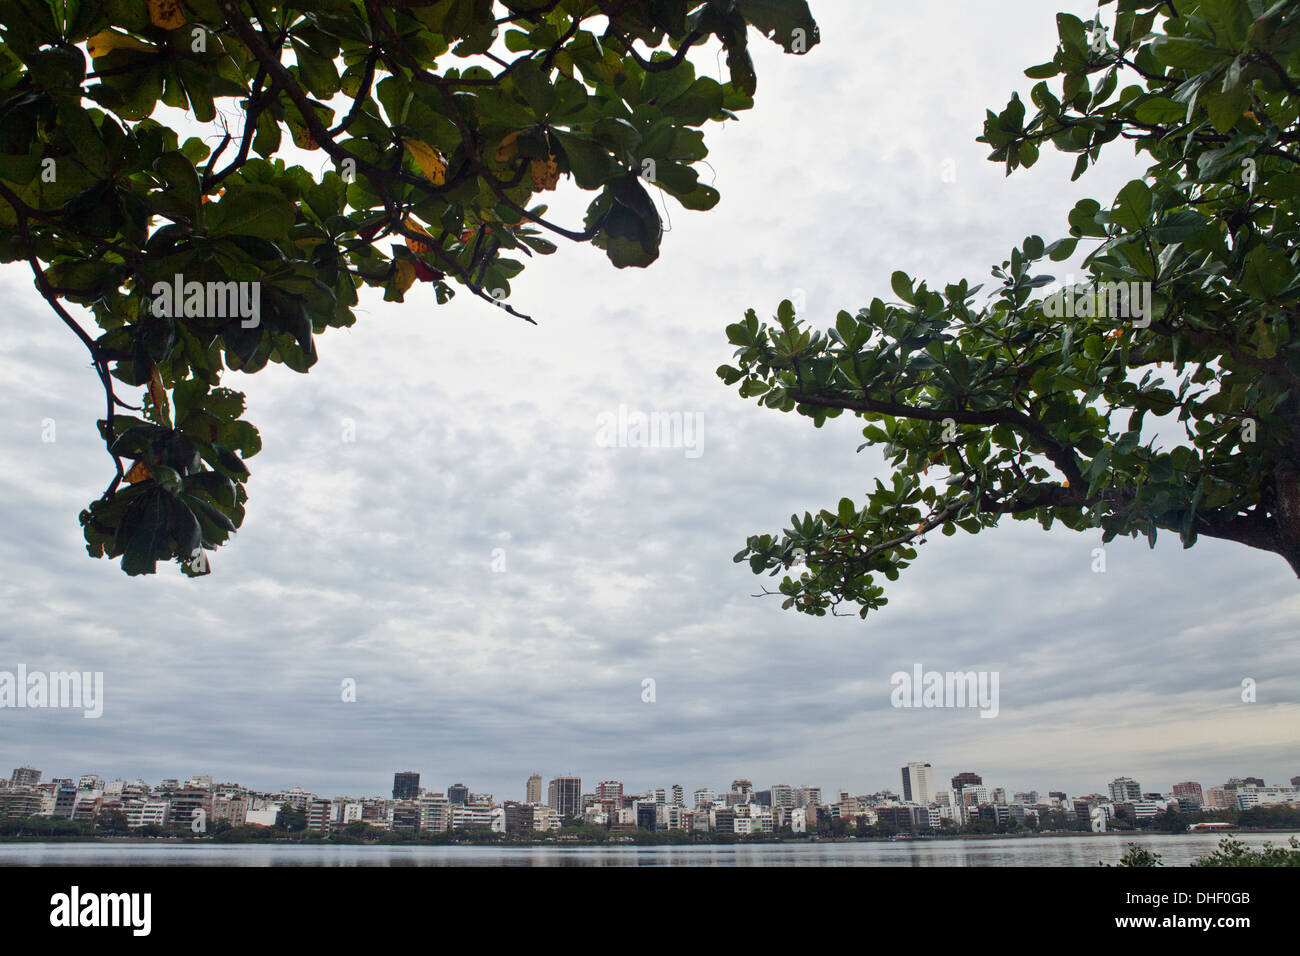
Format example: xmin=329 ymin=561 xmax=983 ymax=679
xmin=1275 ymin=459 xmax=1300 ymax=578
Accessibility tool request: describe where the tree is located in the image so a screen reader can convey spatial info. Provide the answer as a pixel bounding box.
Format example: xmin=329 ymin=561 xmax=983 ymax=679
xmin=1192 ymin=834 xmax=1300 ymax=866
xmin=719 ymin=0 xmax=1300 ymax=618
xmin=275 ymin=803 xmax=306 ymax=831
xmin=94 ymin=807 xmax=130 ymax=834
xmin=0 ymin=0 xmax=818 ymax=576
xmin=1103 ymin=842 xmax=1162 ymax=866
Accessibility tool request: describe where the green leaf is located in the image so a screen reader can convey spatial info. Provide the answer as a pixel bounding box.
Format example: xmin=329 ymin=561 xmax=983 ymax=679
xmin=1112 ymin=180 xmax=1153 ymax=231
xmin=1203 ymin=85 xmax=1249 ymax=135
xmin=207 ymin=186 xmax=295 ymax=239
xmin=550 ymin=129 xmax=619 ymax=189
xmin=1134 ymin=96 xmax=1186 ymax=124
xmin=1152 ymin=210 xmax=1207 ymax=244
xmin=153 ymin=152 xmax=200 ymax=210
xmin=891 ymin=271 xmax=915 ymax=304
xmin=837 ymin=497 xmax=856 ymax=525
xmin=118 ymin=490 xmax=169 ymax=576
xmin=734 ymin=0 xmax=820 ymax=54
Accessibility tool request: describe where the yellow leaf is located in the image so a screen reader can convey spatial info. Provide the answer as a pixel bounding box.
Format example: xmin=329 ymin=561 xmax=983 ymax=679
xmin=287 ymin=120 xmax=318 ymax=151
xmin=403 ymin=217 xmax=433 ymax=254
xmin=148 ymin=0 xmax=187 ymax=30
xmin=393 ymin=259 xmax=417 ymax=295
xmin=87 ymin=30 xmax=155 ymax=58
xmin=147 ymin=365 xmax=172 ymax=429
xmin=124 ymin=460 xmax=153 ymax=484
xmin=404 ymin=139 xmax=447 ymax=185
xmin=530 ymin=154 xmax=559 ymax=191
xmin=494 ymin=131 xmax=522 ymax=163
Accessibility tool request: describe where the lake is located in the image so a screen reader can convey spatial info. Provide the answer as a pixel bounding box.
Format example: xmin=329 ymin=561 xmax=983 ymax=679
xmin=1 ymin=832 xmax=1287 ymax=866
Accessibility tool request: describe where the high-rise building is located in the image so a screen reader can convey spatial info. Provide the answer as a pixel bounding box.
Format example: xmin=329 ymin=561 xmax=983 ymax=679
xmin=0 ymin=788 xmax=46 ymax=816
xmin=951 ymin=772 xmax=982 ymax=792
xmin=417 ymin=794 xmax=450 ymax=832
xmin=1172 ymin=782 xmax=1204 ymax=807
xmin=9 ymin=766 xmax=41 ymax=788
xmin=503 ymin=801 xmax=534 ymax=832
xmin=731 ymin=779 xmax=753 ymax=798
xmin=168 ymin=788 xmax=212 ymax=829
xmin=1204 ymin=787 xmax=1233 ymax=809
xmin=447 ymin=783 xmax=469 ymax=805
xmin=595 ymin=781 xmax=624 ymax=802
xmin=548 ymin=776 xmax=582 ymax=818
xmin=670 ymin=784 xmax=684 ymax=807
xmin=526 ymin=774 xmax=543 ymax=804
xmin=693 ymin=788 xmax=716 ymax=809
xmin=392 ymin=771 xmax=420 ymax=801
xmin=1292 ymin=775 xmax=1300 ymax=789
xmin=901 ymin=762 xmax=934 ymax=805
xmin=52 ymin=782 xmax=78 ymax=818
xmin=1108 ymin=777 xmax=1142 ymax=803
xmin=392 ymin=803 xmax=420 ymax=831
xmin=654 ymin=787 xmax=666 ymax=805
xmin=770 ymin=784 xmax=796 ymax=809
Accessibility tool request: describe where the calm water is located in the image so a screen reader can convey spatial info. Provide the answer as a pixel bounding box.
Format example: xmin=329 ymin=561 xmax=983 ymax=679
xmin=0 ymin=832 xmax=1287 ymax=866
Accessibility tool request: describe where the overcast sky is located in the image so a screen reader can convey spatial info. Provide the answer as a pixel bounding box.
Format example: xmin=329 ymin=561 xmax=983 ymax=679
xmin=2 ymin=1 xmax=1296 ymax=804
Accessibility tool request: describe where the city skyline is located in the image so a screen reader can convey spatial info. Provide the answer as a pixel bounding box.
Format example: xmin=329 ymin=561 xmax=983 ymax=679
xmin=8 ymin=759 xmax=1297 ymax=806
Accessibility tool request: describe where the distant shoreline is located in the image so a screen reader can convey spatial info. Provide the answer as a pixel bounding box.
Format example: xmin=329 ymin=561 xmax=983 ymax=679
xmin=2 ymin=828 xmax=1295 ymax=848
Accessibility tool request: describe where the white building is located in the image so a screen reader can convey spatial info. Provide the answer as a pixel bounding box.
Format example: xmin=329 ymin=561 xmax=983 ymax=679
xmin=417 ymin=794 xmax=450 ymax=832
xmin=333 ymin=801 xmax=364 ymax=824
xmin=1237 ymin=787 xmax=1300 ymax=809
xmin=765 ymin=784 xmax=792 ymax=809
xmin=124 ymin=800 xmax=169 ymax=828
xmin=531 ymin=804 xmax=561 ymax=831
xmin=902 ymin=763 xmax=934 ymax=805
xmin=733 ymin=804 xmax=774 ymax=834
xmin=1108 ymin=777 xmax=1142 ymax=802
xmin=244 ymin=804 xmax=281 ymax=827
xmin=451 ymin=804 xmax=493 ymax=828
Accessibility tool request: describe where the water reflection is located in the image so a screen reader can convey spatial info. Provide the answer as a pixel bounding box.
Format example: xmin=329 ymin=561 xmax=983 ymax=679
xmin=0 ymin=833 xmax=1281 ymax=867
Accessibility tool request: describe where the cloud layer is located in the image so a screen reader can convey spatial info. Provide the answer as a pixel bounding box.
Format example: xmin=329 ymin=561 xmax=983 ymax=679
xmin=1 ymin=1 xmax=1295 ymax=803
